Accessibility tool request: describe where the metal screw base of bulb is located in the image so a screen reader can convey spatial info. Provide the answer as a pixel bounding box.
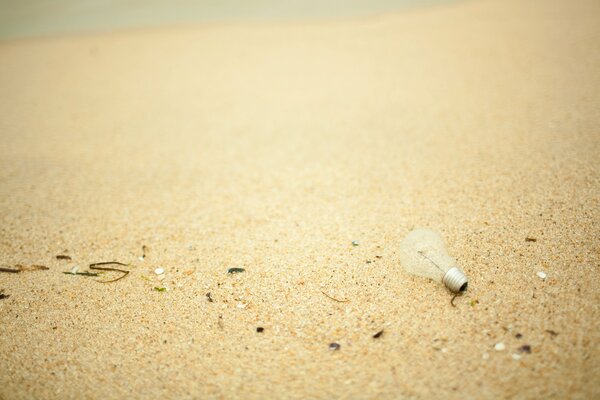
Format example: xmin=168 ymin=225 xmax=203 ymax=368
xmin=443 ymin=267 xmax=468 ymax=293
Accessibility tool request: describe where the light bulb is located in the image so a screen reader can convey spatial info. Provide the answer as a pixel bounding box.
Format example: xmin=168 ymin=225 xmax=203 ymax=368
xmin=399 ymin=229 xmax=468 ymax=293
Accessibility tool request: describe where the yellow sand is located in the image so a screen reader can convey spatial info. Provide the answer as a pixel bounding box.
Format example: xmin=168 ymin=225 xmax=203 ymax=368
xmin=1 ymin=0 xmax=599 ymax=398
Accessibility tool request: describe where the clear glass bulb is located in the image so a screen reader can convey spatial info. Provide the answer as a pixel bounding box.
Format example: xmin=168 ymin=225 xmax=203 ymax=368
xmin=399 ymin=229 xmax=468 ymax=292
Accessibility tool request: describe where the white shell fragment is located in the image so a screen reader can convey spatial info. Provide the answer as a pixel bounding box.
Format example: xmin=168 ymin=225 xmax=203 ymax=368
xmin=494 ymin=342 xmax=506 ymax=351
xmin=512 ymin=353 xmax=522 ymax=360
xmin=536 ymin=271 xmax=547 ymax=280
xmin=154 ymin=268 xmax=165 ymax=275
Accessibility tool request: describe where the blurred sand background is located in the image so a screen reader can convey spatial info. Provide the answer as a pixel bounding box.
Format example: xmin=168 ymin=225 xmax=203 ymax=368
xmin=0 ymin=0 xmax=599 ymax=398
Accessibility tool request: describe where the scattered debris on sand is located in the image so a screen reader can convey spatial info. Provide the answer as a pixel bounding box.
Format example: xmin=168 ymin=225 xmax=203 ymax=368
xmin=518 ymin=344 xmax=532 ymax=354
xmin=63 ymin=271 xmax=99 ymax=277
xmin=227 ymin=268 xmax=245 ymax=274
xmin=89 ymin=261 xmax=130 ymax=283
xmin=321 ymin=290 xmax=349 ymax=303
xmin=536 ymin=271 xmax=547 ymax=280
xmin=373 ymin=330 xmax=384 ymax=339
xmin=0 ymin=264 xmax=48 ymax=273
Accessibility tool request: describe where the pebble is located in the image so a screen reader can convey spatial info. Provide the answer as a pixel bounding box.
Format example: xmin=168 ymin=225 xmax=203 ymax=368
xmin=512 ymin=353 xmax=522 ymax=360
xmin=329 ymin=342 xmax=341 ymax=351
xmin=494 ymin=342 xmax=506 ymax=351
xmin=154 ymin=268 xmax=165 ymax=275
xmin=536 ymin=271 xmax=547 ymax=280
xmin=352 ymin=241 xmax=359 ymax=246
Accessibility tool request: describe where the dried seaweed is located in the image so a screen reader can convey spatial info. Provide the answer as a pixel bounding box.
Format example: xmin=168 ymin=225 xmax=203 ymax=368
xmin=56 ymin=255 xmax=72 ymax=261
xmin=0 ymin=264 xmax=48 ymax=273
xmin=89 ymin=261 xmax=130 ymax=283
xmin=63 ymin=271 xmax=99 ymax=277
xmin=227 ymin=268 xmax=245 ymax=274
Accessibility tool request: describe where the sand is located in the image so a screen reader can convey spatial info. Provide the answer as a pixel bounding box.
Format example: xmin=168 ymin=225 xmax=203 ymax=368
xmin=1 ymin=0 xmax=599 ymax=398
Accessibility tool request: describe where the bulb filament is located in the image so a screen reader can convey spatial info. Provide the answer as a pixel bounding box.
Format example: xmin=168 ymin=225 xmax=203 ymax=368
xmin=417 ymin=250 xmax=444 ymax=272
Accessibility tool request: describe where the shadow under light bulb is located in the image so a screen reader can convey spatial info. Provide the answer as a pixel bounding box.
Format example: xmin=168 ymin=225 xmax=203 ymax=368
xmin=400 ymin=229 xmax=468 ymax=293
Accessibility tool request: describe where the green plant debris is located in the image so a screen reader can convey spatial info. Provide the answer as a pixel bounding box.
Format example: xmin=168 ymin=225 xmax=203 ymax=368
xmin=470 ymin=299 xmax=480 ymax=307
xmin=227 ymin=268 xmax=245 ymax=274
xmin=154 ymin=287 xmax=167 ymax=292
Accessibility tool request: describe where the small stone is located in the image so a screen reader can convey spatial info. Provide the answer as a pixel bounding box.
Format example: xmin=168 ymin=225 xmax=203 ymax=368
xmin=329 ymin=342 xmax=341 ymax=351
xmin=512 ymin=353 xmax=522 ymax=360
xmin=352 ymin=241 xmax=359 ymax=246
xmin=536 ymin=271 xmax=547 ymax=280
xmin=138 ymin=256 xmax=145 ymax=261
xmin=494 ymin=342 xmax=506 ymax=351
xmin=515 ymin=333 xmax=523 ymax=339
xmin=237 ymin=303 xmax=248 ymax=309
xmin=155 ymin=268 xmax=165 ymax=275
xmin=256 ymin=327 xmax=264 ymax=333
xmin=519 ymin=344 xmax=532 ymax=354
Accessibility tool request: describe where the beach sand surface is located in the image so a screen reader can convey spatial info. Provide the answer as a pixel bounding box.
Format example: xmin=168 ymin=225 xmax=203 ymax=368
xmin=0 ymin=0 xmax=599 ymax=398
